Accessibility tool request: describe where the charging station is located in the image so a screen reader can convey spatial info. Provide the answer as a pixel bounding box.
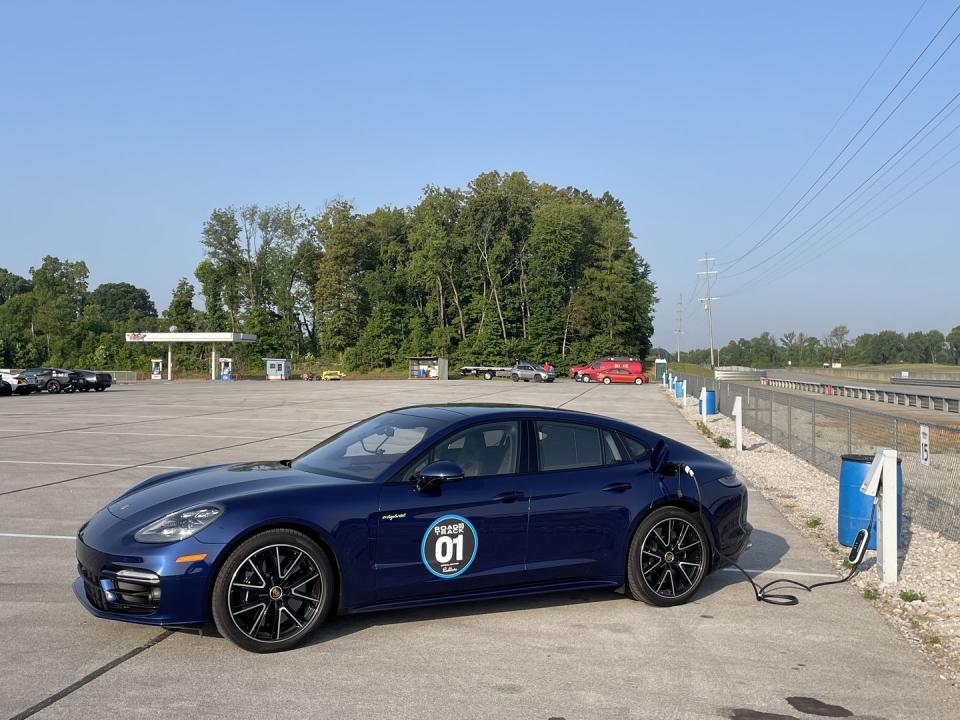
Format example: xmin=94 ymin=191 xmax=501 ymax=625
xmin=859 ymin=447 xmax=900 ymax=585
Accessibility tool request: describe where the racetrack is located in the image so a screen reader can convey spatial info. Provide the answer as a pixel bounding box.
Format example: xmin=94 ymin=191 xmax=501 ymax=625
xmin=1 ymin=380 xmax=957 ymax=719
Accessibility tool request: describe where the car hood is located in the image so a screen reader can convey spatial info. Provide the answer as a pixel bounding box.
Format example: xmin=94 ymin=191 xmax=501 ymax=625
xmin=107 ymin=461 xmax=357 ymax=524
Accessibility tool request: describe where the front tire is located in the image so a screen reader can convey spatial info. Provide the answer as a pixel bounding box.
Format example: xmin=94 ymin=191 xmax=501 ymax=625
xmin=46 ymin=380 xmax=61 ymax=394
xmin=484 ymin=371 xmax=493 ymax=380
xmin=626 ymin=507 xmax=708 ymax=606
xmin=602 ymin=377 xmax=611 ymax=385
xmin=511 ymin=374 xmax=519 ymax=383
xmin=635 ymin=377 xmax=644 ymax=385
xmin=95 ymin=386 xmax=106 ymax=392
xmin=212 ymin=528 xmax=335 ymax=653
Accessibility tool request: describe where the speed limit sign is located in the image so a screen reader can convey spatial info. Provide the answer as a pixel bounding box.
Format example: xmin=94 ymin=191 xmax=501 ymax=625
xmin=920 ymin=425 xmax=930 ymax=467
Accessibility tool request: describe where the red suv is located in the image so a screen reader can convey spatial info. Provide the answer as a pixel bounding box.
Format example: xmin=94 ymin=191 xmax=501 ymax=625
xmin=571 ymin=357 xmax=646 ymax=383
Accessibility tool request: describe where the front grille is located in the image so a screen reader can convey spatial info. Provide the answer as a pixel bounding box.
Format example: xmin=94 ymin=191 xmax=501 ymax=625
xmin=78 ymin=562 xmax=160 ymax=615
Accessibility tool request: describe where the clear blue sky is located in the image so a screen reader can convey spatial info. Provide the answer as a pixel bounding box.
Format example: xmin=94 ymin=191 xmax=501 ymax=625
xmin=2 ymin=1 xmax=957 ymax=350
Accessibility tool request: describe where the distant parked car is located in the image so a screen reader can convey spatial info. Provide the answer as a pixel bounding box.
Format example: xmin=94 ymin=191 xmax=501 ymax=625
xmin=510 ymin=362 xmax=555 ymax=383
xmin=584 ymin=367 xmax=648 ymax=385
xmin=71 ymin=369 xmax=113 ymax=392
xmin=1 ymin=370 xmax=37 ymax=395
xmin=321 ymin=370 xmax=345 ymax=381
xmin=22 ymin=367 xmax=84 ymax=394
xmin=572 ymin=357 xmax=645 ymax=381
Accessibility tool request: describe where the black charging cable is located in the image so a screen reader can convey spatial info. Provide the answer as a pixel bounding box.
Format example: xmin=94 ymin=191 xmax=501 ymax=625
xmin=682 ymin=464 xmax=875 ymax=606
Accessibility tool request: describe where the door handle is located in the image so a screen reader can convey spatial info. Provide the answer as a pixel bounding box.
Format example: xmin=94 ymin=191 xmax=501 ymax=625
xmin=603 ymin=482 xmax=632 ymax=493
xmin=494 ymin=491 xmax=525 ymax=503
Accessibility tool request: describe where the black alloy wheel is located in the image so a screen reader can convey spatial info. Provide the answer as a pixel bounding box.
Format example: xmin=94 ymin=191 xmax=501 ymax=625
xmin=212 ymin=529 xmax=334 ymax=652
xmin=46 ymin=380 xmax=61 ymax=394
xmin=626 ymin=507 xmax=708 ymax=606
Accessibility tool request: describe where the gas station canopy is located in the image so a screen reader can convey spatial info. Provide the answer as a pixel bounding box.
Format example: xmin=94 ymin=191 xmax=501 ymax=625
xmin=125 ymin=332 xmax=257 ymax=380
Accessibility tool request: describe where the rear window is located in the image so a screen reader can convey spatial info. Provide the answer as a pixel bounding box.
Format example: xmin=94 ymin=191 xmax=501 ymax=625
xmin=619 ymin=434 xmax=650 ymax=462
xmin=536 ymin=421 xmax=603 ymax=471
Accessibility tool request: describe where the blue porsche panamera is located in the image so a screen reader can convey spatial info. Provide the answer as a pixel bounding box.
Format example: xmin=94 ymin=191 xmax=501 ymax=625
xmin=75 ymin=404 xmax=751 ymax=652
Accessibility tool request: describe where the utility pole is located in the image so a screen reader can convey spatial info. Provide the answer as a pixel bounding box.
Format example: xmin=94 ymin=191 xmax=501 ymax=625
xmin=697 ymin=254 xmax=719 ymax=367
xmin=675 ymin=294 xmax=684 ymax=362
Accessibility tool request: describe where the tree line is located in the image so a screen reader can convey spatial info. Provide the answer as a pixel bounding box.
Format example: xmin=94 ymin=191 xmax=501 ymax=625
xmin=665 ymin=324 xmax=960 ymax=368
xmin=0 ymin=171 xmax=657 ymax=374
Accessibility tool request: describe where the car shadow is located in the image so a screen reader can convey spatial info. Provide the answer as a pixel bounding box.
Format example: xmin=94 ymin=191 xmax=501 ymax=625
xmin=695 ymin=528 xmax=791 ymax=597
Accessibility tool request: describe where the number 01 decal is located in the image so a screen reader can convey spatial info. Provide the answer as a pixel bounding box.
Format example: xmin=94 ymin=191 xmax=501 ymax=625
xmin=421 ymin=514 xmax=478 ymax=579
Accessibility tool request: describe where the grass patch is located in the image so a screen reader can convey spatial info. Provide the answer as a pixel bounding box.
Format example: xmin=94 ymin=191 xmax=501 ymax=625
xmin=922 ymin=634 xmax=942 ymax=646
xmin=910 ymin=618 xmax=922 ymax=630
xmin=828 ymin=544 xmax=839 ymax=554
xmin=842 ymin=558 xmax=852 ymax=569
xmin=805 ymin=516 xmax=822 ymax=529
xmin=863 ymin=587 xmax=879 ymax=600
xmin=899 ymin=589 xmax=927 ymax=603
xmin=696 ymin=421 xmax=714 ymax=439
xmin=668 ymin=362 xmax=714 ymax=378
xmin=715 ymin=435 xmax=731 ymax=448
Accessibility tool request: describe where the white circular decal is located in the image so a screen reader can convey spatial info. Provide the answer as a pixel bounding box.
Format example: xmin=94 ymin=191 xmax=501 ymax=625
xmin=420 ymin=514 xmax=478 ymax=579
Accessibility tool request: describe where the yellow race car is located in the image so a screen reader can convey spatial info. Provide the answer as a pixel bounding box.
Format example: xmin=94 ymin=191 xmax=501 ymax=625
xmin=321 ymin=370 xmax=346 ymax=381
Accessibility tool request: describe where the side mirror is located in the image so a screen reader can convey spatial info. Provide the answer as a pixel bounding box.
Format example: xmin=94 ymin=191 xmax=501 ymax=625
xmin=415 ymin=461 xmax=465 ymax=494
xmin=650 ymin=439 xmax=670 ymax=475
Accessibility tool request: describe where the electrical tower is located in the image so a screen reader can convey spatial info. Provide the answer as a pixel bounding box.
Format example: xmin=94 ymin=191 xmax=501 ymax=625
xmin=697 ymin=254 xmax=718 ymax=367
xmin=674 ymin=294 xmax=684 ymax=362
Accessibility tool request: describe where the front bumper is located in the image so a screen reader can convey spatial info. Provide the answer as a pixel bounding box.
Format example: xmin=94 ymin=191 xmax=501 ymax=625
xmin=74 ymin=519 xmax=224 ymax=627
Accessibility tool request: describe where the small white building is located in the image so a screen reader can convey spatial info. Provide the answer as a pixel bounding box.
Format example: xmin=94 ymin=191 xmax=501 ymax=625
xmin=265 ymin=358 xmax=292 ymax=381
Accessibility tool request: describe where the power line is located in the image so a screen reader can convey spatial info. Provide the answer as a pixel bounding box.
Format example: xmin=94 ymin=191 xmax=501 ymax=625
xmin=697 ymin=255 xmax=718 ymax=367
xmin=720 ymin=1 xmax=960 ymax=273
xmin=714 ymin=0 xmax=930 ymax=256
xmin=674 ymin=294 xmax=685 ymax=362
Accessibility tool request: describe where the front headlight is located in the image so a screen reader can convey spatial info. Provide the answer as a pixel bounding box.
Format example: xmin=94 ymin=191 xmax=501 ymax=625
xmin=718 ymin=474 xmax=742 ymax=488
xmin=134 ymin=506 xmax=223 ymax=543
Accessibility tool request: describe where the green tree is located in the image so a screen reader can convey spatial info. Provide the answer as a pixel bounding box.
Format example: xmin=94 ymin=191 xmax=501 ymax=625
xmin=89 ymin=282 xmax=157 ymax=322
xmin=947 ymin=326 xmax=960 ymax=364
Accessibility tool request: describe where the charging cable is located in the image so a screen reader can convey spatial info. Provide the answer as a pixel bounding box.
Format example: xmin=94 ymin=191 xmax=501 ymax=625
xmin=682 ymin=464 xmax=875 ymax=607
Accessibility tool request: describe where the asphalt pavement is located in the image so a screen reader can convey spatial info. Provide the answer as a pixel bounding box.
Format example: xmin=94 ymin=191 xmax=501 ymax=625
xmin=1 ymin=379 xmax=957 ymax=719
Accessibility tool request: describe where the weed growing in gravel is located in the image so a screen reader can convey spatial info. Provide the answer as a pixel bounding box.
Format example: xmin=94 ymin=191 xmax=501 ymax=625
xmin=910 ymin=618 xmax=922 ymax=630
xmin=696 ymin=421 xmax=713 ymax=439
xmin=842 ymin=558 xmax=853 ymax=569
xmin=806 ymin=516 xmax=822 ymax=528
xmin=715 ymin=436 xmax=732 ymax=448
xmin=922 ymin=634 xmax=942 ymax=645
xmin=863 ymin=587 xmax=879 ymax=600
xmin=828 ymin=544 xmax=839 ymax=553
xmin=899 ymin=589 xmax=927 ymax=603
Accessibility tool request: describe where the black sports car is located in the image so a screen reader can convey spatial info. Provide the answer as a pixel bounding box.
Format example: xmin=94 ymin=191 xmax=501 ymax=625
xmin=71 ymin=369 xmax=113 ymax=392
xmin=75 ymin=404 xmax=752 ymax=652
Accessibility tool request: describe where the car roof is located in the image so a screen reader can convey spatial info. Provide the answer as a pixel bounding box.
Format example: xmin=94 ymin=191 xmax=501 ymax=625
xmin=390 ymin=403 xmax=609 ymax=423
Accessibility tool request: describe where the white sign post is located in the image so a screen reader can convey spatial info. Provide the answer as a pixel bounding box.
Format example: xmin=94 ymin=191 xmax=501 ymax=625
xmin=860 ymin=447 xmax=899 ymax=585
xmin=733 ymin=396 xmax=743 ymax=453
xmin=699 ymin=386 xmax=707 ymax=423
xmin=682 ymin=380 xmax=687 ymax=408
xmin=920 ymin=425 xmax=930 ymax=467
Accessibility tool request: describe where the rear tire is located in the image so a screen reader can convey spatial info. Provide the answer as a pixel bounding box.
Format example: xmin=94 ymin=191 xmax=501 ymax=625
xmin=95 ymin=386 xmax=106 ymax=392
xmin=635 ymin=377 xmax=644 ymax=385
xmin=626 ymin=507 xmax=708 ymax=607
xmin=533 ymin=374 xmax=542 ymax=383
xmin=602 ymin=377 xmax=611 ymax=385
xmin=46 ymin=380 xmax=61 ymax=394
xmin=212 ymin=528 xmax=335 ymax=653
xmin=484 ymin=372 xmax=493 ymax=380
xmin=511 ymin=374 xmax=519 ymax=383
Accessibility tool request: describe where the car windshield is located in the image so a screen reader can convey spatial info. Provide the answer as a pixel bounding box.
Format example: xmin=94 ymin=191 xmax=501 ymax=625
xmin=291 ymin=411 xmax=445 ymax=481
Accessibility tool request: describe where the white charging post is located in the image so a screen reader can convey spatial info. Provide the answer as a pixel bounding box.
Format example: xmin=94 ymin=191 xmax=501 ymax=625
xmin=682 ymin=380 xmax=688 ymax=407
xmin=699 ymin=387 xmax=707 ymax=423
xmin=732 ymin=396 xmax=743 ymax=453
xmin=860 ymin=447 xmax=899 ymax=585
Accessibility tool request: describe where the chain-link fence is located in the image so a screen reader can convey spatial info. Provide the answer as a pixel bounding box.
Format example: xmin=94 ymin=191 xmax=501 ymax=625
xmin=672 ymin=373 xmax=960 ymax=542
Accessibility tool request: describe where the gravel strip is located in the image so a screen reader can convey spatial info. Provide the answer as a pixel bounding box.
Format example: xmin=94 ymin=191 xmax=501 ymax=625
xmin=662 ymin=386 xmax=960 ymax=683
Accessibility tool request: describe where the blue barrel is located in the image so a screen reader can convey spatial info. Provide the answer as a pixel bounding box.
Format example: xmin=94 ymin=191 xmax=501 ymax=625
xmin=698 ymin=390 xmax=717 ymax=415
xmin=674 ymin=382 xmax=684 ymax=398
xmin=838 ymin=454 xmax=902 ymax=550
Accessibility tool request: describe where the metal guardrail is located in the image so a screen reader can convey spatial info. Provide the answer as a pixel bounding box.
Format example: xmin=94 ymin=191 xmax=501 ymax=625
xmin=675 ymin=373 xmax=960 ymax=542
xmin=890 ymin=377 xmax=960 ymax=389
xmin=764 ymin=377 xmax=958 ymax=414
xmin=109 ymin=371 xmax=139 ymax=384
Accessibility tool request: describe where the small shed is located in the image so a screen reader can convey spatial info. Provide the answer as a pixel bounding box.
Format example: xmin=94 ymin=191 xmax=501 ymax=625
xmin=265 ymin=358 xmax=292 ymax=381
xmin=408 ymin=356 xmax=448 ymax=380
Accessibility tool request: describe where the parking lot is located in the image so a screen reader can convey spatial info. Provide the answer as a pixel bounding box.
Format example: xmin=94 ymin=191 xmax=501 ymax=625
xmin=2 ymin=379 xmax=958 ymax=719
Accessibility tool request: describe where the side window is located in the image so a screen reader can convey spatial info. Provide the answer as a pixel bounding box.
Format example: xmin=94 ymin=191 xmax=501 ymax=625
xmin=396 ymin=452 xmax=430 ymax=484
xmin=536 ymin=421 xmax=603 ymax=471
xmin=619 ymin=434 xmax=650 ymax=463
xmin=602 ymin=430 xmax=624 ymax=465
xmin=433 ymin=421 xmax=520 ymax=478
